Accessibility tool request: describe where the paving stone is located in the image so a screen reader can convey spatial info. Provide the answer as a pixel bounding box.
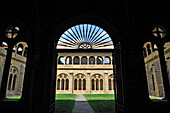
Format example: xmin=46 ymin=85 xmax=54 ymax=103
xmin=72 ymin=94 xmax=95 ymax=113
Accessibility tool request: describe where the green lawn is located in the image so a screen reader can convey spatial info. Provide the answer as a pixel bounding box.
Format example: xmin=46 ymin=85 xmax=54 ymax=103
xmin=150 ymin=97 xmax=162 ymax=100
xmin=6 ymin=96 xmax=21 ymax=100
xmin=84 ymin=94 xmax=115 ymax=113
xmin=55 ymin=94 xmax=77 ymax=113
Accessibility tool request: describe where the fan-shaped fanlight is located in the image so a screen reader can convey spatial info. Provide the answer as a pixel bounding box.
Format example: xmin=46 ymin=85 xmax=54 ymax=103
xmin=57 ymin=24 xmax=114 ymax=49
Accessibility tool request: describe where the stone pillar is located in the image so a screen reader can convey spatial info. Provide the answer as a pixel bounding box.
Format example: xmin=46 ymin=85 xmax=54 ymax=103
xmin=95 ymin=56 xmax=97 ymax=65
xmin=64 ymin=79 xmax=66 ymax=90
xmin=77 ymin=79 xmax=79 ymax=90
xmin=87 ymin=71 xmax=91 ymax=94
xmin=94 ymin=79 xmax=96 ymax=90
xmin=22 ymin=47 xmax=25 ymax=56
xmin=99 ymin=79 xmax=100 ymax=90
xmin=87 ymin=56 xmax=89 ymax=65
xmin=69 ymin=72 xmax=73 ymax=93
xmin=79 ymin=56 xmax=82 ymax=65
xmin=104 ymin=71 xmax=108 ymax=93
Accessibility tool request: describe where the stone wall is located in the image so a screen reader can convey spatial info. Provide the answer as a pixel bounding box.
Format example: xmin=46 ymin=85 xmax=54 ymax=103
xmin=56 ymin=52 xmax=114 ymax=94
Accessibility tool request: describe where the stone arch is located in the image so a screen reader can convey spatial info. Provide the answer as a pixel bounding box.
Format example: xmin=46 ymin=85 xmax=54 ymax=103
xmin=7 ymin=66 xmax=18 ymax=91
xmin=73 ymin=56 xmax=80 ymax=64
xmin=97 ymin=56 xmax=103 ymax=64
xmin=89 ymin=56 xmax=95 ymax=65
xmin=104 ymin=56 xmax=111 ymax=64
xmin=65 ymin=56 xmax=72 ymax=64
xmin=56 ymin=73 xmax=69 ymax=90
xmin=108 ymin=74 xmax=114 ymax=90
xmin=91 ymin=74 xmax=103 ymax=90
xmin=146 ymin=43 xmax=151 ymax=56
xmin=74 ymin=73 xmax=86 ymax=90
xmin=15 ymin=42 xmax=28 ymax=57
xmin=58 ymin=56 xmax=64 ymax=64
xmin=81 ymin=56 xmax=87 ymax=65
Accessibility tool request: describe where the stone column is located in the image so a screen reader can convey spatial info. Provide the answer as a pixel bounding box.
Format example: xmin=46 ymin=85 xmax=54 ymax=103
xmin=87 ymin=71 xmax=91 ymax=94
xmin=22 ymin=47 xmax=25 ymax=56
xmin=69 ymin=72 xmax=73 ymax=93
xmin=99 ymin=79 xmax=100 ymax=90
xmin=104 ymin=71 xmax=108 ymax=93
xmin=64 ymin=79 xmax=66 ymax=90
xmin=77 ymin=79 xmax=79 ymax=90
xmin=59 ymin=78 xmax=62 ymax=90
xmin=95 ymin=56 xmax=97 ymax=65
xmin=79 ymin=56 xmax=82 ymax=65
xmin=87 ymin=56 xmax=89 ymax=65
xmin=94 ymin=79 xmax=96 ymax=90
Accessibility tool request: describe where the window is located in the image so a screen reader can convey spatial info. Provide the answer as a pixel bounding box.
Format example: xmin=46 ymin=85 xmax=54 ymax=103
xmin=164 ymin=42 xmax=170 ymax=86
xmin=81 ymin=56 xmax=87 ymax=64
xmin=152 ymin=75 xmax=155 ymax=91
xmin=56 ymin=73 xmax=69 ymax=90
xmin=74 ymin=74 xmax=86 ymax=90
xmin=58 ymin=56 xmax=64 ymax=64
xmin=17 ymin=44 xmax=23 ymax=56
xmin=5 ymin=26 xmax=19 ymax=39
xmin=144 ymin=42 xmax=165 ymax=99
xmin=147 ymin=44 xmax=151 ymax=55
xmin=108 ymin=74 xmax=114 ymax=90
xmin=0 ymin=26 xmax=29 ymax=100
xmin=7 ymin=67 xmax=17 ymax=91
xmin=97 ymin=56 xmax=103 ymax=64
xmin=66 ymin=56 xmax=72 ymax=64
xmin=89 ymin=56 xmax=95 ymax=65
xmin=91 ymin=74 xmax=103 ymax=91
xmin=6 ymin=42 xmax=28 ymax=99
xmin=73 ymin=56 xmax=79 ymax=64
xmin=104 ymin=56 xmax=111 ymax=64
xmin=57 ymin=24 xmax=114 ymax=49
xmin=152 ymin=25 xmax=166 ymax=38
xmin=0 ymin=42 xmax=8 ymax=89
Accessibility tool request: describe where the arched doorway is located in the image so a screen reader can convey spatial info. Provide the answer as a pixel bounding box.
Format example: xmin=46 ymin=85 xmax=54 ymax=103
xmin=55 ymin=22 xmax=117 ymax=113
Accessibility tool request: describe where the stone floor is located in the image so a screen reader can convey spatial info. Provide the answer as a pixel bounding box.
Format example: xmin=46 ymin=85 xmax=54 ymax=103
xmin=72 ymin=94 xmax=95 ymax=113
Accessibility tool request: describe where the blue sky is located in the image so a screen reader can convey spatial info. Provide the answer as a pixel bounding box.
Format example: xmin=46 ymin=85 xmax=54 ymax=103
xmin=57 ymin=24 xmax=114 ymax=49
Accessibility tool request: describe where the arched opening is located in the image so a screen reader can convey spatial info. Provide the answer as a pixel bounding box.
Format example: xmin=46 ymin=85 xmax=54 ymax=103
xmin=0 ymin=42 xmax=8 ymax=89
xmin=81 ymin=56 xmax=87 ymax=65
xmin=147 ymin=44 xmax=151 ymax=56
xmin=97 ymin=56 xmax=103 ymax=64
xmin=144 ymin=41 xmax=166 ymax=99
xmin=92 ymin=79 xmax=94 ymax=90
xmin=55 ymin=23 xmax=115 ymax=113
xmin=66 ymin=56 xmax=72 ymax=64
xmin=100 ymin=79 xmax=103 ymax=90
xmin=83 ymin=79 xmax=86 ymax=90
xmin=66 ymin=79 xmax=69 ymax=90
xmin=89 ymin=56 xmax=95 ymax=65
xmin=16 ymin=44 xmax=23 ymax=56
xmin=4 ymin=41 xmax=29 ymax=100
xmin=73 ymin=56 xmax=80 ymax=65
xmin=104 ymin=56 xmax=111 ymax=64
xmin=73 ymin=74 xmax=86 ymax=93
xmin=58 ymin=56 xmax=65 ymax=64
xmin=56 ymin=73 xmax=69 ymax=92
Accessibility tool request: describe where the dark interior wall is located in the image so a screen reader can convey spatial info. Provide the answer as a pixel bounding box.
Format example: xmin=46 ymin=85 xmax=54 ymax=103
xmin=0 ymin=0 xmax=170 ymax=113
